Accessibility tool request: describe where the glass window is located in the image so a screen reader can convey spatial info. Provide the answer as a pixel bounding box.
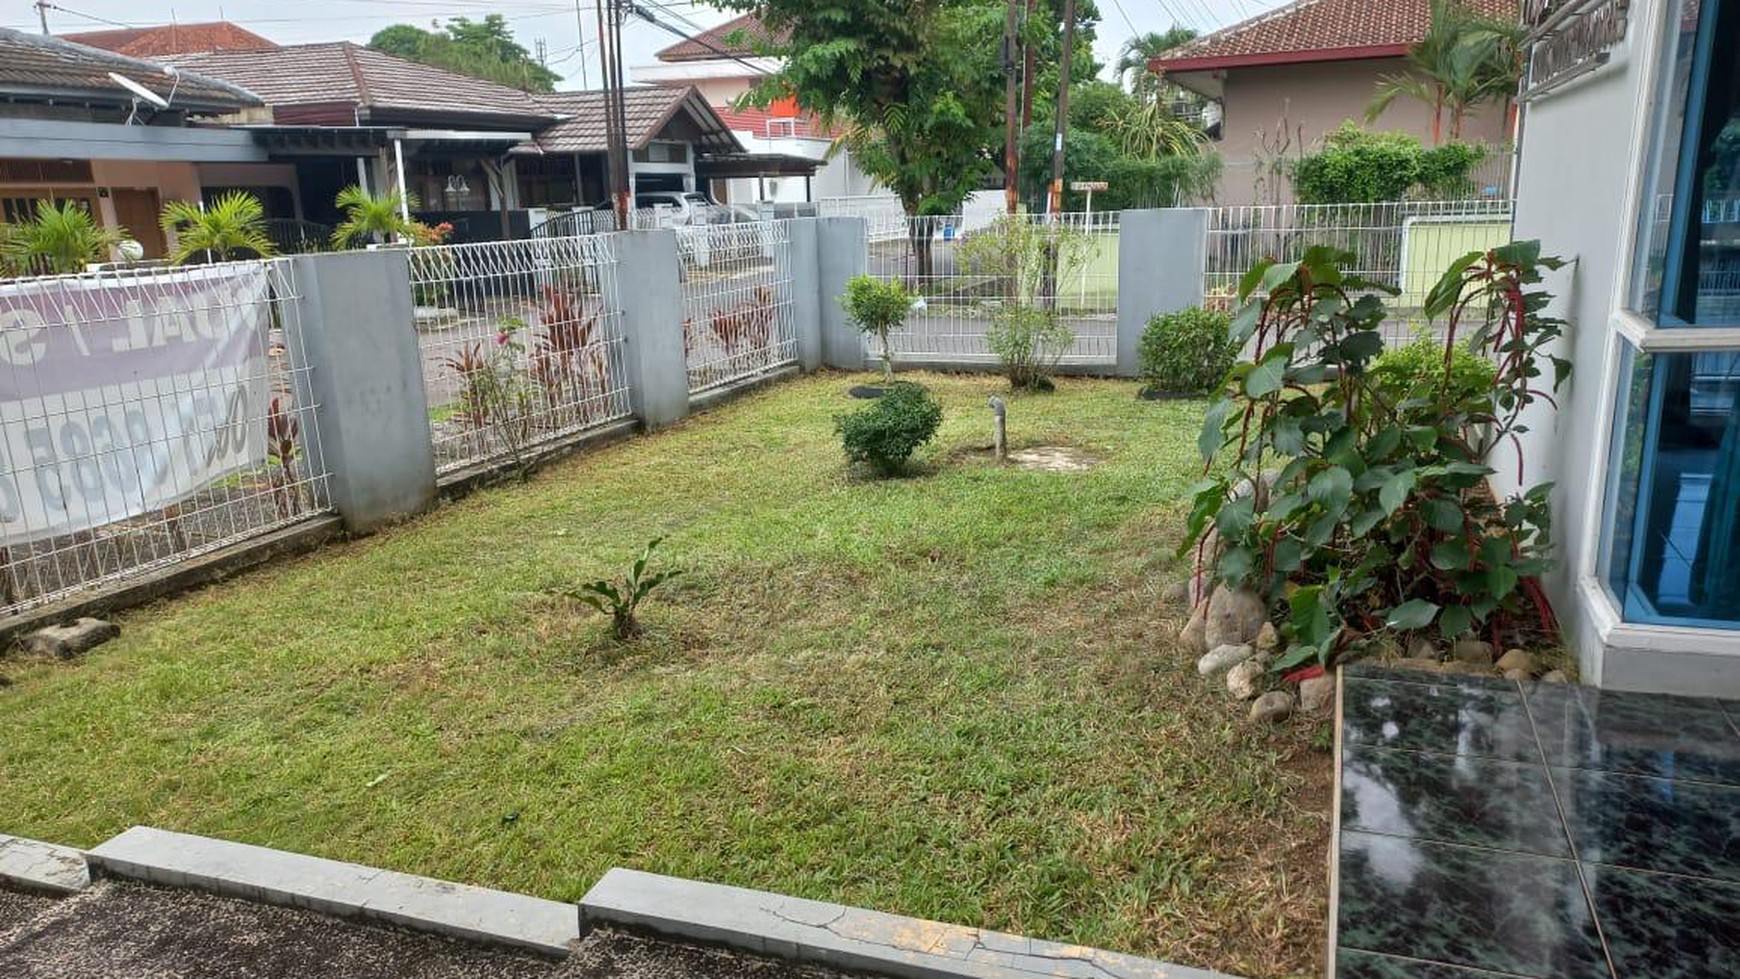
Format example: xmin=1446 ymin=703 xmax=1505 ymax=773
xmin=1639 ymin=0 xmax=1740 ymax=325
xmin=1603 ymin=346 xmax=1740 ymax=626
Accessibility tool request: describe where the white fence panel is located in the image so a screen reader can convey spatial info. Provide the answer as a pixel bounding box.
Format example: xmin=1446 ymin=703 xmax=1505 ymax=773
xmin=678 ymin=221 xmax=798 ymax=394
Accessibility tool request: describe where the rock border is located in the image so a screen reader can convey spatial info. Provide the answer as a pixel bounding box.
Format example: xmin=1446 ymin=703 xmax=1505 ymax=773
xmin=0 ymin=834 xmax=90 ymax=895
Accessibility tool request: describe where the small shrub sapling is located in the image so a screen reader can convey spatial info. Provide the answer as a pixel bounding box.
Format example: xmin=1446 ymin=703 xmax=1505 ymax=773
xmin=842 ymin=275 xmax=914 ymax=380
xmin=835 ymin=383 xmax=944 ymax=475
xmin=1138 ymin=306 xmax=1236 ymax=396
xmin=567 ymin=537 xmax=685 ymax=640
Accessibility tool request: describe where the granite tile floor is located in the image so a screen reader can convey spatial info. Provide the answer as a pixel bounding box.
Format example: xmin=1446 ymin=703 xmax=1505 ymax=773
xmin=1332 ymin=665 xmax=1740 ymax=979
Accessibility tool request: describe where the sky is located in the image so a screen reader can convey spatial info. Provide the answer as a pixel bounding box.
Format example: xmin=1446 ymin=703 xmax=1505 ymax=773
xmin=17 ymin=0 xmax=1291 ymax=90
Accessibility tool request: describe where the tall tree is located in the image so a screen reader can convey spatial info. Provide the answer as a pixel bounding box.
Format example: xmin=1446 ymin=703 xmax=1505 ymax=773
xmin=369 ymin=15 xmax=559 ymax=93
xmin=1116 ymin=27 xmax=1195 ymax=102
xmin=1365 ymin=0 xmax=1521 ymax=144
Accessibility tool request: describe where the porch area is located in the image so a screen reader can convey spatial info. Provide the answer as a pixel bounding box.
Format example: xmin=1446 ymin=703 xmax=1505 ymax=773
xmin=1331 ymin=665 xmax=1740 ymax=977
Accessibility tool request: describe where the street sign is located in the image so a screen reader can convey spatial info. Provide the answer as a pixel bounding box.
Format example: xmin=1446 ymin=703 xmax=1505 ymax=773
xmin=1069 ymin=181 xmax=1109 ymax=192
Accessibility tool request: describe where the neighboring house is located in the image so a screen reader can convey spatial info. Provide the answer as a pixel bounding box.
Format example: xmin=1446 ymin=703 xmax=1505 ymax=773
xmin=0 ymin=28 xmax=264 ymax=259
xmin=60 ymin=20 xmax=278 ymax=57
xmin=516 ymin=87 xmax=746 ymax=207
xmin=630 ymin=12 xmax=879 ymax=205
xmin=1503 ymin=0 xmax=1740 ymax=695
xmin=1150 ymin=0 xmax=1518 ymax=205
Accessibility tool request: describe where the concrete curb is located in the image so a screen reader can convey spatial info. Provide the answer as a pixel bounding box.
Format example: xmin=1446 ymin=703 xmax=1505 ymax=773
xmin=0 ymin=835 xmax=90 ymax=896
xmin=86 ymin=827 xmax=577 ymax=957
xmin=579 ymin=869 xmax=1241 ymax=979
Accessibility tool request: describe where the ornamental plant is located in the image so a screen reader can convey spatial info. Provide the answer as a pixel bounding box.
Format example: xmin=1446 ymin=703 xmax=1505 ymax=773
xmin=1138 ymin=306 xmax=1235 ymax=396
xmin=1182 ymin=241 xmax=1569 ymax=671
xmin=842 ymin=274 xmax=913 ymax=380
xmin=566 ymin=537 xmax=685 ymax=641
xmin=958 ymin=215 xmax=1094 ymax=392
xmin=835 ymin=382 xmax=943 ymax=475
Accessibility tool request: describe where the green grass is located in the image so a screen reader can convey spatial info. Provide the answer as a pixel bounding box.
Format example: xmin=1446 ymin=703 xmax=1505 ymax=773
xmin=0 ymin=373 xmax=1329 ymax=979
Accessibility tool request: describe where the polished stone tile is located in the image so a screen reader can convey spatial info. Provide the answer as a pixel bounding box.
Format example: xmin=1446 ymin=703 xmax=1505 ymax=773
xmin=1553 ymin=767 xmax=1740 ymax=883
xmin=1342 ymin=745 xmax=1571 ymax=856
xmin=1585 ymin=865 xmax=1740 ymax=978
xmin=1342 ymin=677 xmax=1540 ymax=762
xmin=1337 ymin=831 xmax=1609 ymax=978
xmin=1523 ymin=683 xmax=1740 ymax=786
xmin=1343 ymin=662 xmax=1518 ymax=692
xmin=1336 ymin=949 xmax=1525 ymax=978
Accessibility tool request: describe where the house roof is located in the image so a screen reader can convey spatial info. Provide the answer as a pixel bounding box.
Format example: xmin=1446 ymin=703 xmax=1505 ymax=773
xmin=1149 ymin=0 xmax=1519 ymax=74
xmin=163 ymin=43 xmax=554 ymax=127
xmin=0 ymin=27 xmax=260 ymax=112
xmin=714 ymin=105 xmax=837 ymax=140
xmin=60 ymin=21 xmax=278 ymax=57
xmin=654 ymin=13 xmax=785 ymax=63
xmin=522 ymin=86 xmax=742 ymax=154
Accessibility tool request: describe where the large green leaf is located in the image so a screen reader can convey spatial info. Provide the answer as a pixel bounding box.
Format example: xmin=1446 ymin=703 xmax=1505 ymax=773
xmin=1307 ymin=466 xmax=1354 ymax=513
xmin=1386 ymin=598 xmax=1440 ymax=630
xmin=1425 ymin=497 xmax=1464 ymax=532
xmin=1199 ymin=398 xmax=1232 ymax=462
xmin=1379 ymin=470 xmax=1417 ymax=515
xmin=1245 ymin=350 xmax=1289 ymax=397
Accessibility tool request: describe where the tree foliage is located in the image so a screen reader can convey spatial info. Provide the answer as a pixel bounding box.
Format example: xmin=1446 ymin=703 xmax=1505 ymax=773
xmin=1366 ymin=0 xmax=1521 ymax=144
xmin=369 ymin=15 xmax=559 ymax=93
xmin=1291 ymin=122 xmax=1485 ymax=203
xmin=1116 ymin=27 xmax=1196 ymax=102
xmin=160 ymin=191 xmax=276 ymax=264
xmin=0 ymin=200 xmax=124 ymax=277
xmin=332 ymin=186 xmax=420 ymax=248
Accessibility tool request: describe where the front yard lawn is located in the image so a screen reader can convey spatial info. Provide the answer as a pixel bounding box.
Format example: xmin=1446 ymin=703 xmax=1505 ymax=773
xmin=0 ymin=373 xmax=1329 ymax=979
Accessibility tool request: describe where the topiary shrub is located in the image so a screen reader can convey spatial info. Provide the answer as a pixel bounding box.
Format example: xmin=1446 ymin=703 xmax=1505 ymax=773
xmin=1139 ymin=306 xmax=1235 ymax=396
xmin=842 ymin=274 xmax=914 ymax=380
xmin=835 ymin=383 xmax=943 ymax=475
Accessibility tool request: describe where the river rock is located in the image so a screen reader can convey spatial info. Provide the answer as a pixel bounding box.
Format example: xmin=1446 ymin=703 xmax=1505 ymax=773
xmin=1160 ymin=580 xmax=1191 ymax=605
xmin=1254 ymin=621 xmax=1280 ymax=653
xmin=1250 ymin=691 xmax=1295 ymax=724
xmin=1227 ymin=659 xmax=1264 ymax=700
xmin=1180 ymin=601 xmax=1208 ymax=655
xmin=1199 ymin=643 xmax=1255 ymax=677
xmin=1406 ymin=636 xmax=1438 ymax=661
xmin=1299 ymin=674 xmax=1335 ymax=713
xmin=1541 ymin=670 xmax=1569 ymax=683
xmin=1496 ymin=648 xmax=1535 ymax=674
xmin=1204 ymin=585 xmax=1268 ymax=650
xmin=1451 ymin=639 xmax=1495 ymax=665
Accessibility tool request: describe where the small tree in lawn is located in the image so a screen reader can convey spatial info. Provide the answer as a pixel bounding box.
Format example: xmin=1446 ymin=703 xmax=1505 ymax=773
xmin=958 ymin=215 xmax=1095 ymax=391
xmin=842 ymin=275 xmax=914 ymax=381
xmin=565 ymin=537 xmax=685 ymax=641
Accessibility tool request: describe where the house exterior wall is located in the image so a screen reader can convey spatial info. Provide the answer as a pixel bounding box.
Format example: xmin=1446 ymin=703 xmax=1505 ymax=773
xmin=1213 ymin=58 xmax=1513 ymax=205
xmin=1508 ymin=0 xmax=1740 ymax=695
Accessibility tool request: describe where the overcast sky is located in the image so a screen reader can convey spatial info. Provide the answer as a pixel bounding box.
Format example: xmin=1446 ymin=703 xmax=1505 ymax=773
xmin=19 ymin=0 xmax=1289 ymax=90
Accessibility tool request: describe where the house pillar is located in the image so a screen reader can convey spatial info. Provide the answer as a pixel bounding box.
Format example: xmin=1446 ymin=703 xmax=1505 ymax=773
xmin=816 ymin=216 xmax=868 ymax=371
xmin=1115 ymin=208 xmax=1208 ymax=379
xmin=604 ymin=229 xmax=689 ymax=429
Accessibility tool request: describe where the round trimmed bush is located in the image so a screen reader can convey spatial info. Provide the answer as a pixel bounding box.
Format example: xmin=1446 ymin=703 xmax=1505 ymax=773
xmin=1138 ymin=306 xmax=1235 ymax=396
xmin=1371 ymin=338 xmax=1499 ymax=406
xmin=835 ymin=383 xmax=943 ymax=474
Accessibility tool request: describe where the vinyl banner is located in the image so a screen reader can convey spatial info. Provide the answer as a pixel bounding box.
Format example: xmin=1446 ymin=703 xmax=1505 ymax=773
xmin=0 ymin=264 xmax=271 ymax=543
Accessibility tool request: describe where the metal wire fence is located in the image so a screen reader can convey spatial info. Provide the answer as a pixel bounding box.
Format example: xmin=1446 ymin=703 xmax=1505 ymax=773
xmin=532 ymin=209 xmax=620 ymax=238
xmin=870 ymin=212 xmax=1120 ymax=368
xmin=678 ymin=221 xmax=798 ymax=394
xmin=0 ymin=259 xmax=332 ymax=616
xmin=819 ymin=195 xmax=909 ymax=243
xmin=1204 ymin=200 xmax=1516 ymax=340
xmin=408 ymin=236 xmax=632 ymax=475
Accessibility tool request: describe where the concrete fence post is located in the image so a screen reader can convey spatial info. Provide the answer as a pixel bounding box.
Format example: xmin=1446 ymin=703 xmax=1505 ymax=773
xmin=817 ymin=216 xmax=869 ymax=371
xmin=606 ymin=229 xmax=689 ymax=429
xmin=286 ymin=250 xmax=437 ymax=535
xmin=1116 ymin=208 xmax=1209 ymax=379
xmin=785 ymin=218 xmax=823 ymax=371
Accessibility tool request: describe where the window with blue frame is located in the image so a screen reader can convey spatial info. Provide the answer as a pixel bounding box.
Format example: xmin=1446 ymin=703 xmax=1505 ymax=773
xmin=1605 ymin=0 xmax=1740 ymax=628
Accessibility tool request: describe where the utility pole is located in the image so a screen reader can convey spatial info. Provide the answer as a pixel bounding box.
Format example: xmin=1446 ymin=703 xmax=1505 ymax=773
xmin=573 ymin=0 xmax=588 ymax=89
xmin=1046 ymin=0 xmax=1077 ymax=216
xmin=35 ymin=0 xmax=50 ymax=34
xmin=1002 ymin=0 xmax=1020 ymax=215
xmin=609 ymin=0 xmax=632 ymax=222
xmin=1019 ymin=0 xmax=1036 ymax=130
xmin=596 ymin=0 xmax=631 ymax=225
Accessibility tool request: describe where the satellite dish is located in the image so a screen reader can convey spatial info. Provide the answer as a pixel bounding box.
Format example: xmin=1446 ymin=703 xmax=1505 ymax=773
xmin=107 ymin=72 xmax=170 ymax=109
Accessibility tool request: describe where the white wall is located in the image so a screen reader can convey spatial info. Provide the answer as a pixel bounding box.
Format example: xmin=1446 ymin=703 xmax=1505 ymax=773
xmin=1507 ymin=0 xmax=1662 ymax=683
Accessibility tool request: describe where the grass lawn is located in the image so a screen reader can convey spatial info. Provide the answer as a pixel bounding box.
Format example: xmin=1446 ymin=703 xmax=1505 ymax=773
xmin=0 ymin=373 xmax=1330 ymax=979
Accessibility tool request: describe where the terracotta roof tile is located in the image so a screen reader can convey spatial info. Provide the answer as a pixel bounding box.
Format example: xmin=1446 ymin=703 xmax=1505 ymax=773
xmin=164 ymin=43 xmax=552 ymax=126
xmin=714 ymin=105 xmax=837 ymax=140
xmin=0 ymin=27 xmax=259 ymax=111
xmin=525 ymin=87 xmax=740 ymax=154
xmin=655 ymin=13 xmax=785 ymax=63
xmin=1152 ymin=0 xmax=1519 ymax=73
xmin=60 ymin=21 xmax=277 ymax=57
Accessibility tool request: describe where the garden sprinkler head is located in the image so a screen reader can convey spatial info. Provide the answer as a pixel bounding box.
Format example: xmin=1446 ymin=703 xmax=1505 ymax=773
xmin=987 ymin=396 xmax=1007 ymax=462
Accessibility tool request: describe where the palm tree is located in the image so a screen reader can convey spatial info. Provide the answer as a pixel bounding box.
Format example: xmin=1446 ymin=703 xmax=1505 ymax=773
xmin=0 ymin=200 xmax=125 ymax=277
xmin=159 ymin=191 xmax=277 ymax=264
xmin=1366 ymin=0 xmax=1522 ymax=144
xmin=331 ymin=186 xmax=420 ymax=248
xmin=1116 ymin=27 xmax=1197 ymax=103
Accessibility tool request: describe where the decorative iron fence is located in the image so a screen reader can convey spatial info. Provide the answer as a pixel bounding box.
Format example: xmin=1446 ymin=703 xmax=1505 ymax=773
xmin=1204 ymin=199 xmax=1516 ymax=338
xmin=261 ymin=219 xmax=332 ymax=255
xmin=678 ymin=221 xmax=798 ymax=394
xmin=818 ymin=195 xmax=908 ymax=243
xmin=408 ymin=236 xmax=632 ymax=475
xmin=532 ymin=209 xmax=620 ymax=239
xmin=0 ymin=259 xmax=332 ymax=616
xmin=870 ymin=212 xmax=1120 ymax=368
